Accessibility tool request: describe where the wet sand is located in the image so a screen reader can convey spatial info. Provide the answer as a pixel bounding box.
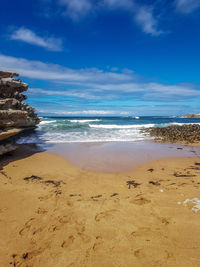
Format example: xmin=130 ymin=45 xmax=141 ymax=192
xmin=1 ymin=147 xmax=200 ymax=266
xmin=45 ymin=141 xmax=200 ymax=172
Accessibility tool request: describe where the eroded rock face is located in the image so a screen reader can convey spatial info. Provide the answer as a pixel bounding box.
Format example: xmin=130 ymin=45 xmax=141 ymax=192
xmin=0 ymin=71 xmax=40 ymax=155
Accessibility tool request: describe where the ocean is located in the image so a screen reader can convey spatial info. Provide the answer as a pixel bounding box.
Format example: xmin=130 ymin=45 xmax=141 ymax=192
xmin=17 ymin=116 xmax=200 ymax=144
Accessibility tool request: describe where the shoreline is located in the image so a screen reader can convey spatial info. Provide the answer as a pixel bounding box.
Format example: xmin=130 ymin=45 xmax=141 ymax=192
xmin=0 ymin=149 xmax=200 ymax=266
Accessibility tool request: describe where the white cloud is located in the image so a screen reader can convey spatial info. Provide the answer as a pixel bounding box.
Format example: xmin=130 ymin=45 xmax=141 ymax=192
xmin=103 ymin=0 xmax=134 ymax=9
xmin=175 ymin=0 xmax=200 ymax=14
xmin=135 ymin=6 xmax=162 ymax=36
xmin=10 ymin=27 xmax=63 ymax=51
xmin=28 ymin=88 xmax=101 ymax=100
xmin=48 ymin=110 xmax=115 ymax=115
xmin=59 ymin=0 xmax=92 ymax=20
xmin=0 ymin=53 xmax=199 ymax=101
xmin=54 ymin=0 xmax=162 ymax=36
xmin=0 ymin=54 xmax=133 ymax=83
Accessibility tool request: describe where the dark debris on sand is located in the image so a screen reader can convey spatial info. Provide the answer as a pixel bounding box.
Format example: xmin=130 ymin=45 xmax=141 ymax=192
xmin=24 ymin=175 xmax=63 ymax=188
xmin=147 ymin=168 xmax=154 ymax=172
xmin=44 ymin=180 xmax=61 ymax=187
xmin=110 ymin=193 xmax=119 ymax=197
xmin=149 ymin=181 xmax=160 ymax=186
xmin=24 ymin=175 xmax=43 ymax=182
xmin=173 ymin=172 xmax=196 ymax=178
xmin=126 ymin=180 xmax=140 ymax=189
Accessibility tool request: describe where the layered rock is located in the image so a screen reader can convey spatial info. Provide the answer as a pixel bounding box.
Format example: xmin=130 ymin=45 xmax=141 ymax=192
xmin=0 ymin=71 xmax=40 ymax=155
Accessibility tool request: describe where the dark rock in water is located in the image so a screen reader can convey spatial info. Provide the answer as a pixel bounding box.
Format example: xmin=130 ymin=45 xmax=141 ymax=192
xmin=0 ymin=71 xmax=40 ymax=155
xmin=142 ymin=124 xmax=200 ymax=144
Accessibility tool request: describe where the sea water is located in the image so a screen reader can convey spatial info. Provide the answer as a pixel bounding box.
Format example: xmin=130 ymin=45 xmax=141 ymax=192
xmin=17 ymin=116 xmax=200 ymax=144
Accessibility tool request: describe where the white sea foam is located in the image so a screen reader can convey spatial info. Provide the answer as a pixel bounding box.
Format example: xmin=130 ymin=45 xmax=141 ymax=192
xmin=17 ymin=127 xmax=150 ymax=144
xmin=69 ymin=119 xmax=101 ymax=123
xmin=89 ymin=124 xmax=155 ymax=129
xmin=39 ymin=120 xmax=56 ymax=125
xmin=38 ymin=133 xmax=147 ymax=143
xmin=171 ymin=122 xmax=200 ymax=125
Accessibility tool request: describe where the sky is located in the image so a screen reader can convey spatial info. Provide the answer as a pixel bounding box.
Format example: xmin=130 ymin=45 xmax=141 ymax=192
xmin=0 ymin=0 xmax=200 ymax=116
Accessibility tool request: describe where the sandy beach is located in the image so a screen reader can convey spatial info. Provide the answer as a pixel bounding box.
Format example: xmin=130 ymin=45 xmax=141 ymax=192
xmin=1 ymin=0 xmax=200 ymax=265
xmin=1 ymin=146 xmax=200 ymax=267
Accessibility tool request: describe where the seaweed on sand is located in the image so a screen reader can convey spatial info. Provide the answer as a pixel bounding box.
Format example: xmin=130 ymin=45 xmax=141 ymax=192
xmin=126 ymin=180 xmax=140 ymax=189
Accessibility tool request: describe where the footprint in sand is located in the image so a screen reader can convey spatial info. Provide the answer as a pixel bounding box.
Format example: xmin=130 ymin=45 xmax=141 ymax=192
xmin=61 ymin=235 xmax=75 ymax=248
xmin=93 ymin=236 xmax=103 ymax=252
xmin=150 ymin=212 xmax=170 ymax=225
xmin=131 ymin=227 xmax=151 ymax=237
xmin=160 ymin=218 xmax=170 ymax=225
xmin=134 ymin=249 xmax=144 ymax=258
xmin=11 ymin=248 xmax=46 ymax=266
xmin=95 ymin=209 xmax=118 ymax=222
xmin=130 ymin=197 xmax=151 ymax=205
xmin=58 ymin=215 xmax=72 ymax=224
xmin=0 ymin=207 xmax=8 ymax=213
xmin=75 ymin=220 xmax=90 ymax=243
xmin=66 ymin=200 xmax=74 ymax=207
xmin=48 ymin=215 xmax=72 ymax=232
xmin=19 ymin=218 xmax=35 ymax=236
xmin=36 ymin=208 xmax=48 ymax=214
xmin=38 ymin=194 xmax=53 ymax=201
xmin=48 ymin=224 xmax=62 ymax=232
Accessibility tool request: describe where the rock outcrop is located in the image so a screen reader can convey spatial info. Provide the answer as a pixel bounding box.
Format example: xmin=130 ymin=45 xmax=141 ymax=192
xmin=0 ymin=71 xmax=40 ymax=155
xmin=143 ymin=124 xmax=200 ymax=144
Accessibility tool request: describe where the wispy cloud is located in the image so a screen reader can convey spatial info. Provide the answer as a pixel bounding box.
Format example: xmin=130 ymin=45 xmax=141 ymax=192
xmin=59 ymin=0 xmax=92 ymax=20
xmin=175 ymin=0 xmax=200 ymax=14
xmin=102 ymin=0 xmax=163 ymax=36
xmin=28 ymin=88 xmax=101 ymax=100
xmin=42 ymin=0 xmax=162 ymax=36
xmin=10 ymin=27 xmax=63 ymax=51
xmin=38 ymin=0 xmax=200 ymax=37
xmin=50 ymin=110 xmax=116 ymax=115
xmin=0 ymin=54 xmax=133 ymax=83
xmin=103 ymin=0 xmax=134 ymax=9
xmin=0 ymin=53 xmax=199 ymax=103
xmin=135 ymin=6 xmax=162 ymax=36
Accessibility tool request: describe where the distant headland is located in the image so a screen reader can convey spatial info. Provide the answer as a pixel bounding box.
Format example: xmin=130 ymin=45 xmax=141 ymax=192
xmin=181 ymin=113 xmax=200 ymax=118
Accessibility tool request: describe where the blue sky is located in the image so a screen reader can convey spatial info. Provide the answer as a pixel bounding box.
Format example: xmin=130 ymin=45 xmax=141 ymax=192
xmin=0 ymin=0 xmax=200 ymax=116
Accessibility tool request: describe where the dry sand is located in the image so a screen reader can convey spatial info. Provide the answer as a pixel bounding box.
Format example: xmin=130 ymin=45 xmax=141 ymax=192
xmin=1 ymin=149 xmax=200 ymax=266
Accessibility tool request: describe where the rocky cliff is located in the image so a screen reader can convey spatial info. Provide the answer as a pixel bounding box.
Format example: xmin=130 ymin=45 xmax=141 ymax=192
xmin=0 ymin=71 xmax=40 ymax=155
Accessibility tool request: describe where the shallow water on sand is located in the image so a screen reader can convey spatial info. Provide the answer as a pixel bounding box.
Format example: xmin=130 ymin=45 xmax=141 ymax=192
xmin=42 ymin=141 xmax=200 ymax=173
